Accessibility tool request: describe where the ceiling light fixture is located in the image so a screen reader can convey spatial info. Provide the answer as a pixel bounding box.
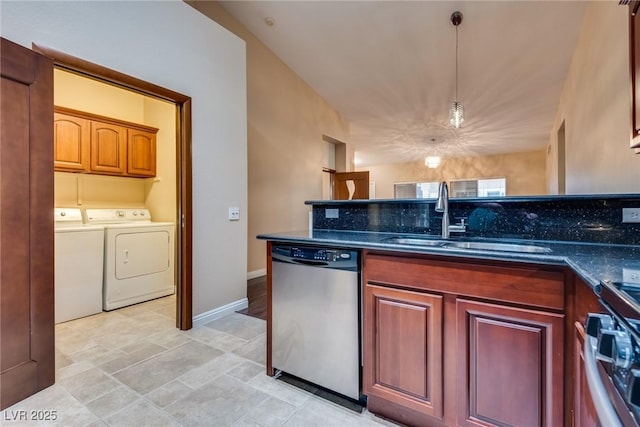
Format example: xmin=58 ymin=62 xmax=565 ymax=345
xmin=425 ymin=138 xmax=441 ymax=168
xmin=449 ymin=11 xmax=464 ymax=128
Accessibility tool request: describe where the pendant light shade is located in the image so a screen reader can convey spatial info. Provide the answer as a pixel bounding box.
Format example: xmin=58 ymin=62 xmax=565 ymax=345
xmin=425 ymin=156 xmax=441 ymax=169
xmin=449 ymin=11 xmax=464 ymax=128
xmin=449 ymin=101 xmax=464 ymax=128
xmin=425 ymin=138 xmax=441 ymax=168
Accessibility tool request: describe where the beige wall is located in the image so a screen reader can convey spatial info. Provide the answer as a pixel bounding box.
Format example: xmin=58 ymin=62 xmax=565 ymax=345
xmin=363 ymin=151 xmax=546 ymax=199
xmin=54 ymin=69 xmax=177 ymax=222
xmin=188 ymin=1 xmax=351 ymax=274
xmin=547 ymin=1 xmax=640 ymax=194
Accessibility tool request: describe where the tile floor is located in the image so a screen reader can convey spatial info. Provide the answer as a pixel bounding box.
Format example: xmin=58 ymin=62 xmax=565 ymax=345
xmin=1 ymin=295 xmax=393 ymax=427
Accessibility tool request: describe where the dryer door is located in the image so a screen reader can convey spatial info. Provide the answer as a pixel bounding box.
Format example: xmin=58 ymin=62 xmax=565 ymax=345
xmin=115 ymin=230 xmax=170 ymax=279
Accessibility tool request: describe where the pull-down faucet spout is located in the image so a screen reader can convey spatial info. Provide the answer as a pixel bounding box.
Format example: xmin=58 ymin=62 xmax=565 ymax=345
xmin=435 ymin=181 xmax=450 ymax=238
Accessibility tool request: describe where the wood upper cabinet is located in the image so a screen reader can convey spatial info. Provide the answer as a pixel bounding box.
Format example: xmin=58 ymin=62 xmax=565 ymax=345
xmin=90 ymin=120 xmax=127 ymax=175
xmin=363 ymin=284 xmax=443 ymax=424
xmin=127 ymin=128 xmax=156 ymax=176
xmin=54 ymin=112 xmax=90 ymax=172
xmin=456 ymin=298 xmax=564 ymax=427
xmin=54 ymin=106 xmax=157 ymax=177
xmin=629 ymin=2 xmax=640 ymax=148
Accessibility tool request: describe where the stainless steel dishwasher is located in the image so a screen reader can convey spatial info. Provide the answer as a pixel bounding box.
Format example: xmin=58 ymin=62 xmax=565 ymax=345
xmin=271 ymin=244 xmax=361 ymax=401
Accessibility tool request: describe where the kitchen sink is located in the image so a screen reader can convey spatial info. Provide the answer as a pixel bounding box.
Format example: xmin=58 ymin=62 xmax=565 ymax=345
xmin=387 ymin=237 xmax=552 ymax=254
xmin=443 ymin=241 xmax=552 ymax=254
xmin=388 ymin=238 xmax=448 ymax=247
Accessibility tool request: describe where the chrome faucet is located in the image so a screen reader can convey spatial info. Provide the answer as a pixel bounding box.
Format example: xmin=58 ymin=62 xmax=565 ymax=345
xmin=435 ymin=181 xmax=450 ymax=238
xmin=435 ymin=181 xmax=466 ymax=239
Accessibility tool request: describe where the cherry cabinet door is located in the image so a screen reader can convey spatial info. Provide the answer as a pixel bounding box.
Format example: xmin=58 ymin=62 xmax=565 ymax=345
xmin=456 ymin=298 xmax=564 ymax=427
xmin=363 ymin=283 xmax=444 ymax=424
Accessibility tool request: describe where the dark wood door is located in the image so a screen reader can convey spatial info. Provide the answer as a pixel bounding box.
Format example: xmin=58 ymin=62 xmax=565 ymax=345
xmin=0 ymin=37 xmax=55 ymax=410
xmin=333 ymin=171 xmax=369 ymax=199
xmin=456 ymin=299 xmax=564 ymax=427
xmin=364 ymin=283 xmax=444 ymax=425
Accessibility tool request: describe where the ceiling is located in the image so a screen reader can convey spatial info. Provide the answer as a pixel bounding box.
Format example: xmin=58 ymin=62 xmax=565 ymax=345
xmin=218 ymin=1 xmax=587 ymax=167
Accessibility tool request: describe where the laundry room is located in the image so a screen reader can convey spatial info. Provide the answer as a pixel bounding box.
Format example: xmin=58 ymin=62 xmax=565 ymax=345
xmin=53 ymin=68 xmax=178 ymax=323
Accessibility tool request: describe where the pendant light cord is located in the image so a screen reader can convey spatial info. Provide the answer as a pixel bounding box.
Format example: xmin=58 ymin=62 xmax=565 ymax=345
xmin=455 ymin=24 xmax=459 ymax=101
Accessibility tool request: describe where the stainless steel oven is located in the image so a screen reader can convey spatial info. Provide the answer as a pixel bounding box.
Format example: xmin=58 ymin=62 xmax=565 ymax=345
xmin=584 ymin=281 xmax=640 ymax=426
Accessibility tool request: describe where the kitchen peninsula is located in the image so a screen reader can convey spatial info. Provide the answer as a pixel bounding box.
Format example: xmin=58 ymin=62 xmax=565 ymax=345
xmin=258 ymin=194 xmax=640 ymax=427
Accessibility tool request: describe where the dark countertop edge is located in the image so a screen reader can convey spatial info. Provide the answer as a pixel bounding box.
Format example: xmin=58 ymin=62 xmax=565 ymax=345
xmin=304 ymin=193 xmax=640 ymax=205
xmin=257 ymin=230 xmax=640 ymax=290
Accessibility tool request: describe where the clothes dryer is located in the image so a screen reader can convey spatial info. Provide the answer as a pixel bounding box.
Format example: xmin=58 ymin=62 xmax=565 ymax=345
xmin=54 ymin=208 xmax=104 ymax=323
xmin=85 ymin=208 xmax=175 ymax=311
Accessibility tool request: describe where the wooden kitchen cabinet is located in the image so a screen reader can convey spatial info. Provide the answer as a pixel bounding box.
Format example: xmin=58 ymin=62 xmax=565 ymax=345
xmin=363 ymin=284 xmax=443 ymax=424
xmin=628 ymin=1 xmax=640 ymax=148
xmin=54 ymin=106 xmax=157 ymax=177
xmin=456 ymin=298 xmax=564 ymax=426
xmin=127 ymin=128 xmax=156 ymax=176
xmin=54 ymin=112 xmax=90 ymax=172
xmin=363 ymin=252 xmax=566 ymax=427
xmin=574 ymin=322 xmax=598 ymax=427
xmin=90 ymin=120 xmax=127 ymax=175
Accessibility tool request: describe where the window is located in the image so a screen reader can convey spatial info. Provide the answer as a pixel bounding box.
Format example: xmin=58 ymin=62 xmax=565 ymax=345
xmin=394 ymin=178 xmax=506 ymax=199
xmin=450 ymin=178 xmax=506 ymax=198
xmin=394 ymin=181 xmax=439 ymax=199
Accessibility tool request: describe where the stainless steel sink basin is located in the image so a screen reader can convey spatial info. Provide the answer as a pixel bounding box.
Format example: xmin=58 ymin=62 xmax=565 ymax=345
xmin=388 ymin=238 xmax=448 ymax=247
xmin=387 ymin=237 xmax=552 ymax=254
xmin=443 ymin=241 xmax=552 ymax=254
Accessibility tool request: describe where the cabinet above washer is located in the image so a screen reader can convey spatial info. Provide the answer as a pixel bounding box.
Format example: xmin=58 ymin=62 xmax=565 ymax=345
xmin=54 ymin=106 xmax=157 ymax=178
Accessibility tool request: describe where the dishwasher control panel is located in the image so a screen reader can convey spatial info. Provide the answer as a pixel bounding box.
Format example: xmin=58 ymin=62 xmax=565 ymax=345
xmin=272 ymin=245 xmax=359 ymax=271
xmin=291 ymin=247 xmax=350 ymax=261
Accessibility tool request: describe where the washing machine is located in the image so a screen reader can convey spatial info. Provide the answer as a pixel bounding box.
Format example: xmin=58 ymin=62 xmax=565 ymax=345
xmin=54 ymin=208 xmax=105 ymax=323
xmin=85 ymin=208 xmax=175 ymax=311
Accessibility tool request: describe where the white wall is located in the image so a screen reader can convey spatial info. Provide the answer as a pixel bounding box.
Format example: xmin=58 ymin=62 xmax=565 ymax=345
xmin=2 ymin=0 xmax=248 ymax=318
xmin=547 ymin=1 xmax=640 ymax=194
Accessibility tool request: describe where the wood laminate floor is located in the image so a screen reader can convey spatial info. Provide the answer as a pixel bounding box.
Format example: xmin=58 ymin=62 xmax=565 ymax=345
xmin=237 ymin=276 xmax=267 ymax=321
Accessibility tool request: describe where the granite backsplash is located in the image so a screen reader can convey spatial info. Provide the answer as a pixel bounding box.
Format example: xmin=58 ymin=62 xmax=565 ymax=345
xmin=308 ymin=194 xmax=640 ymax=245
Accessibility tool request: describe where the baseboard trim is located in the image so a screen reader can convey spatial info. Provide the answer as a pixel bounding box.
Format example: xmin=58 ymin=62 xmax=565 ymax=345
xmin=192 ymin=297 xmax=249 ymax=327
xmin=247 ymin=269 xmax=266 ymax=280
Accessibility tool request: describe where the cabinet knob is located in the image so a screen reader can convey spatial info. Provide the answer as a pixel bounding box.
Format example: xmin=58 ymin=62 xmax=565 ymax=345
xmin=586 ymin=313 xmax=614 ymax=338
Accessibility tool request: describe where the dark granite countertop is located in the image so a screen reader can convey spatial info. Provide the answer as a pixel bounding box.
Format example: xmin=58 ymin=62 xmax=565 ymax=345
xmin=257 ymin=230 xmax=640 ymax=289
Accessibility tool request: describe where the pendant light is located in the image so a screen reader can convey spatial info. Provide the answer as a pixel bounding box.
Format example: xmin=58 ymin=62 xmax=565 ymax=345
xmin=425 ymin=138 xmax=441 ymax=168
xmin=449 ymin=11 xmax=464 ymax=128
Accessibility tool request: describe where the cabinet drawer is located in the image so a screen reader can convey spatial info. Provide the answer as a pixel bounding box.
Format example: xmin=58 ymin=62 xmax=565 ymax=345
xmin=365 ymin=253 xmax=565 ymax=310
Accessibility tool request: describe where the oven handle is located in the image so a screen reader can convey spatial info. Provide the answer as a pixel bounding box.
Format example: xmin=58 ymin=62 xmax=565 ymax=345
xmin=584 ymin=335 xmax=623 ymax=427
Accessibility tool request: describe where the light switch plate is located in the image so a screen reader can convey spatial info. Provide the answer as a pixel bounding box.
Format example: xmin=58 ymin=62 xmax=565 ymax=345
xmin=228 ymin=207 xmax=240 ymax=221
xmin=622 ymin=207 xmax=640 ymax=223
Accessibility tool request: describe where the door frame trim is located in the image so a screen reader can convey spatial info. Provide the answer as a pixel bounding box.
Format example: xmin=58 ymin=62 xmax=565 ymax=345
xmin=33 ymin=44 xmax=193 ymax=330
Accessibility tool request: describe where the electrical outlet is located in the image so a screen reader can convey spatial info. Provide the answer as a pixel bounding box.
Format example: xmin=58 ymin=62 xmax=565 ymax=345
xmin=325 ymin=208 xmax=339 ymax=219
xmin=228 ymin=207 xmax=240 ymax=221
xmin=624 ymin=268 xmax=640 ymax=284
xmin=622 ymin=207 xmax=640 ymax=223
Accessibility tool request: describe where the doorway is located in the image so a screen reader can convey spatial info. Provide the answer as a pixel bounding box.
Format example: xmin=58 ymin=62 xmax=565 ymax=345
xmin=34 ymin=45 xmax=193 ymax=330
xmin=557 ymin=121 xmax=566 ymax=195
